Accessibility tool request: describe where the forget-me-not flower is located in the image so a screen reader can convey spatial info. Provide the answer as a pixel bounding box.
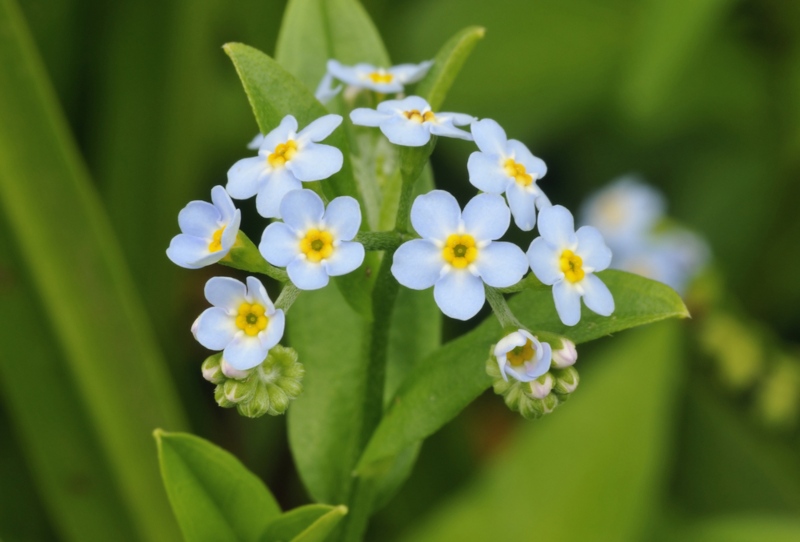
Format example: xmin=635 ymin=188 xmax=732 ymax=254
xmin=166 ymin=186 xmax=241 ymax=269
xmin=494 ymin=329 xmax=552 ymax=382
xmin=227 ymin=114 xmax=344 ymax=219
xmin=527 ymin=205 xmax=614 ymax=326
xmin=391 ymin=190 xmax=528 ymax=320
xmin=467 ymin=118 xmax=549 ymax=231
xmin=327 ymin=59 xmax=433 ymax=94
xmin=260 ymin=189 xmax=365 ymax=290
xmin=350 ymin=96 xmax=475 ymax=147
xmin=192 ymin=277 xmax=285 ymax=370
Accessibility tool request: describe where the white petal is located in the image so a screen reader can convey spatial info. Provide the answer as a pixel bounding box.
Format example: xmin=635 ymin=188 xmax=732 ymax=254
xmin=527 ymin=237 xmax=562 ymax=285
xmin=194 ymin=307 xmax=238 ymax=350
xmin=260 ymin=115 xmax=298 ymax=152
xmin=538 ymin=205 xmax=577 ymax=248
xmin=410 ymin=190 xmax=461 ymax=241
xmin=380 ymin=116 xmax=431 ymax=147
xmin=286 ymin=143 xmax=343 ymax=181
xmin=288 ymin=258 xmax=330 ymax=290
xmin=323 ymin=196 xmax=361 ymax=240
xmin=581 ymin=274 xmax=615 ymax=316
xmin=576 ymin=226 xmax=612 ymax=271
xmin=434 ymin=270 xmax=485 ymax=320
xmin=323 ymin=241 xmax=364 ymax=276
xmin=462 ymin=193 xmax=510 ymax=242
xmin=297 ymin=114 xmax=343 ymax=143
xmin=350 ymin=108 xmax=391 ymax=127
xmin=467 ymin=152 xmax=510 ymax=194
xmin=255 ymin=169 xmax=302 ymax=219
xmin=260 ymin=222 xmax=301 ymax=267
xmin=428 ymin=122 xmax=473 ymax=141
xmin=224 ymin=334 xmax=269 ymax=371
xmin=260 ymin=309 xmax=285 ymax=351
xmin=166 ymin=235 xmax=218 ymax=269
xmin=471 ymin=118 xmax=508 ymax=155
xmin=227 ymin=156 xmax=267 ymax=199
xmin=178 ymin=201 xmax=219 ymax=238
xmin=553 ymin=280 xmax=582 ymax=326
xmin=506 ymin=182 xmax=538 ymax=231
xmin=389 ymin=60 xmax=433 ymax=83
xmin=528 ymin=342 xmax=552 ymax=378
xmin=474 ymin=242 xmax=528 ymax=288
xmin=507 ymin=139 xmax=547 ymax=179
xmin=205 ymin=277 xmax=246 ymax=311
xmin=210 ymin=185 xmax=236 ymax=223
xmin=391 ymin=239 xmax=443 ymax=289
xmin=280 ymin=189 xmax=325 ymax=231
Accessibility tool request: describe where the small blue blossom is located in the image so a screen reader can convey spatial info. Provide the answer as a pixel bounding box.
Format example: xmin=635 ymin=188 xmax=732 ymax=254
xmin=260 ymin=189 xmax=365 ymax=290
xmin=227 ymin=114 xmax=344 ymax=219
xmin=350 ymin=96 xmax=475 ymax=147
xmin=314 ymin=71 xmax=342 ymax=104
xmin=494 ymin=329 xmax=552 ymax=382
xmin=391 ymin=190 xmax=528 ymax=320
xmin=192 ymin=277 xmax=285 ymax=370
xmin=327 ymin=59 xmax=433 ymax=94
xmin=166 ymin=186 xmax=241 ymax=269
xmin=527 ymin=205 xmax=614 ymax=326
xmin=467 ymin=118 xmax=549 ymax=231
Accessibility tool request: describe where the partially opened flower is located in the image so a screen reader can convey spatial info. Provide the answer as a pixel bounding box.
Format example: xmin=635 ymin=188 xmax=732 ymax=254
xmin=392 ymin=190 xmax=528 ymax=320
xmin=260 ymin=189 xmax=365 ymax=290
xmin=227 ymin=114 xmax=344 ymax=218
xmin=527 ymin=205 xmax=614 ymax=326
xmin=494 ymin=329 xmax=552 ymax=382
xmin=166 ymin=186 xmax=241 ymax=269
xmin=192 ymin=277 xmax=285 ymax=370
xmin=350 ymin=96 xmax=475 ymax=147
xmin=327 ymin=59 xmax=433 ymax=93
xmin=467 ymin=118 xmax=549 ymax=231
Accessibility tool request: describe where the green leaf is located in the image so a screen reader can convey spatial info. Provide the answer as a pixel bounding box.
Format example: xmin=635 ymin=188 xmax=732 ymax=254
xmin=155 ymin=431 xmax=281 ymax=542
xmin=415 ymin=26 xmax=485 ymax=111
xmin=400 ymin=322 xmax=683 ymax=541
xmin=662 ymin=516 xmax=800 ymax=542
xmin=357 ymin=270 xmax=688 ymax=470
xmin=275 ymin=0 xmax=390 ymax=91
xmin=0 ymin=2 xmax=185 ymax=540
xmin=261 ymin=504 xmax=348 ymax=542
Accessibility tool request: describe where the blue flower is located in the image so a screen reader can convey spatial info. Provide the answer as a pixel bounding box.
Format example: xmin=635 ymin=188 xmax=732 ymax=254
xmin=166 ymin=186 xmax=241 ymax=269
xmin=527 ymin=205 xmax=614 ymax=326
xmin=260 ymin=189 xmax=365 ymax=290
xmin=327 ymin=59 xmax=433 ymax=94
xmin=494 ymin=330 xmax=552 ymax=382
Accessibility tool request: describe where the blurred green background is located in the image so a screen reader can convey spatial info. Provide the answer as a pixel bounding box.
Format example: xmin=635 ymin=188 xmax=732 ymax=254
xmin=2 ymin=0 xmax=800 ymax=540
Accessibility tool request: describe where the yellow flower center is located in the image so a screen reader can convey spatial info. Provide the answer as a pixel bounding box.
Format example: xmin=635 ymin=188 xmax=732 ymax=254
xmin=560 ymin=249 xmax=585 ymax=283
xmin=235 ymin=302 xmax=268 ymax=337
xmin=208 ymin=226 xmax=225 ymax=252
xmin=507 ymin=339 xmax=536 ymax=366
xmin=404 ymin=109 xmax=436 ymax=123
xmin=442 ymin=234 xmax=478 ymax=269
xmin=299 ymin=228 xmax=334 ymax=263
xmin=503 ymin=158 xmax=533 ymax=186
xmin=267 ymin=140 xmax=298 ymax=168
xmin=368 ymin=71 xmax=394 ymax=84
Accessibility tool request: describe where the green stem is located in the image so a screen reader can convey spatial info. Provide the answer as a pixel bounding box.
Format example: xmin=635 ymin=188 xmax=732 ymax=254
xmin=274 ymin=283 xmax=300 ymax=313
xmin=485 ymin=285 xmax=523 ymax=330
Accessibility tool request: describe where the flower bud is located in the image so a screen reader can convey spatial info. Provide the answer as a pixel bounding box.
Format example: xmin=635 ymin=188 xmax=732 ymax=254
xmin=201 ymin=353 xmax=225 ymax=384
xmin=214 ymin=385 xmax=236 ymax=408
xmin=221 ymin=357 xmax=251 ymax=380
xmin=223 ymin=377 xmax=257 ymax=404
xmin=552 ymin=366 xmax=580 ymax=395
xmin=518 ymin=393 xmax=559 ymax=419
xmin=528 ymin=373 xmax=554 ymax=399
xmin=551 ymin=339 xmax=577 ymax=368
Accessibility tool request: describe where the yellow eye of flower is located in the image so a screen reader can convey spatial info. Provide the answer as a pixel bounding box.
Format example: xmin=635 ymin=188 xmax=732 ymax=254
xmin=368 ymin=71 xmax=393 ymax=84
xmin=235 ymin=302 xmax=269 ymax=337
xmin=507 ymin=339 xmax=536 ymax=366
xmin=403 ymin=109 xmax=436 ymax=123
xmin=503 ymin=158 xmax=533 ymax=186
xmin=442 ymin=234 xmax=478 ymax=269
xmin=299 ymin=228 xmax=335 ymax=263
xmin=267 ymin=140 xmax=298 ymax=168
xmin=208 ymin=226 xmax=225 ymax=252
xmin=560 ymin=249 xmax=585 ymax=283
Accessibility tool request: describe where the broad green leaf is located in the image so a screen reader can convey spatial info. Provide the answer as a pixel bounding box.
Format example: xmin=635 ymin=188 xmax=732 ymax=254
xmin=415 ymin=26 xmax=485 ymax=111
xmin=400 ymin=322 xmax=682 ymax=542
xmin=357 ymin=270 xmax=688 ymax=470
xmin=276 ymin=0 xmax=390 ymax=91
xmin=261 ymin=504 xmax=348 ymax=542
xmin=662 ymin=516 xmax=800 ymax=542
xmin=0 ymin=2 xmax=185 ymax=540
xmin=155 ymin=431 xmax=281 ymax=542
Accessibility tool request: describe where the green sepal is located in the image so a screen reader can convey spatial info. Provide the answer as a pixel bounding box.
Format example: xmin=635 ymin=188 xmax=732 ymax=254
xmin=201 ymin=353 xmax=225 ymax=385
xmin=220 ymin=231 xmax=288 ymax=282
xmin=552 ymin=366 xmax=580 ymax=396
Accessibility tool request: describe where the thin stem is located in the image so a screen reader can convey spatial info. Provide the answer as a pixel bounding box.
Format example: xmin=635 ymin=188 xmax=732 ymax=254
xmin=355 ymin=230 xmax=409 ymax=251
xmin=274 ymin=283 xmax=300 ymax=313
xmin=485 ymin=285 xmax=523 ymax=330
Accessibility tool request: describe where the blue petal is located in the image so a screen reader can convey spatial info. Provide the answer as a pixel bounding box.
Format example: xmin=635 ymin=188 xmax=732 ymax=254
xmin=210 ymin=185 xmax=236 ymax=223
xmin=205 ymin=276 xmax=246 ymax=311
xmin=428 ymin=122 xmax=473 ymax=141
xmin=350 ymin=108 xmax=391 ymax=127
xmin=260 ymin=115 xmax=298 ymax=152
xmin=323 ymin=196 xmax=362 ymax=241
xmin=288 ymin=258 xmax=330 ymax=290
xmin=467 ymin=151 xmax=510 ymax=194
xmin=323 ymin=241 xmax=364 ymax=276
xmin=395 ymin=95 xmax=431 ymax=112
xmin=280 ymin=189 xmax=325 ymax=231
xmin=553 ymin=280 xmax=582 ymax=326
xmin=255 ymin=169 xmax=302 ymax=219
xmin=526 ymin=237 xmax=562 ymax=285
xmin=286 ymin=143 xmax=343 ymax=181
xmin=297 ymin=114 xmax=343 ymax=143
xmin=327 ymin=59 xmax=359 ymax=85
xmin=433 ymin=270 xmax=485 ymax=320
xmin=220 ymin=210 xmax=241 ymax=251
xmin=538 ymin=205 xmax=577 ymax=248
xmin=437 ymin=112 xmax=476 ymax=126
xmin=227 ymin=156 xmax=267 ymax=199
xmin=260 ymin=222 xmax=300 ymax=267
xmin=166 ymin=235 xmax=218 ymax=269
xmin=194 ymin=307 xmax=238 ymax=350
xmin=410 ymin=190 xmax=461 ymax=241
xmin=581 ymin=274 xmax=614 ymax=316
xmin=506 ymin=182 xmax=538 ymax=232
xmin=576 ymin=226 xmax=612 ymax=271
xmin=471 ymin=118 xmax=507 ymax=155
xmin=260 ymin=309 xmax=285 ymax=352
xmin=507 ymin=139 xmax=547 ymax=179
xmin=389 ymin=60 xmax=433 ymax=83
xmin=178 ymin=201 xmax=219 ymax=237
xmin=223 ymin=334 xmax=269 ymax=371
xmin=391 ymin=239 xmax=443 ymax=290
xmin=246 ymin=276 xmax=275 ymax=312
xmin=462 ymin=193 xmax=510 ymax=242
xmin=380 ymin=116 xmax=431 ymax=147
xmin=474 ymin=241 xmax=527 ymax=288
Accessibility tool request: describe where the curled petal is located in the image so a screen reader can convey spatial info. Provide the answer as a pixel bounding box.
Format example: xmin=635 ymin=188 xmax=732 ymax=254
xmin=474 ymin=242 xmax=527 ymax=288
xmin=220 ymin=210 xmax=241 ymax=250
xmin=323 ymin=196 xmax=362 ymax=241
xmin=462 ymin=193 xmax=510 ymax=242
xmin=194 ymin=307 xmax=238 ymax=350
xmin=211 ymin=185 xmax=237 ymax=223
xmin=288 ymin=258 xmax=330 ymax=290
xmin=410 ymin=190 xmax=461 ymax=241
xmin=434 ymin=270 xmax=485 ymax=320
xmin=323 ymin=241 xmax=365 ymax=276
xmin=391 ymin=239 xmax=444 ymax=290
xmin=581 ymin=274 xmax=615 ymax=316
xmin=553 ymin=280 xmax=582 ymax=326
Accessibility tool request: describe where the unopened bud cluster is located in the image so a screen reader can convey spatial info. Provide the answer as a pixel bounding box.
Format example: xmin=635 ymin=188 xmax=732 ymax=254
xmin=202 ymin=345 xmax=304 ymax=418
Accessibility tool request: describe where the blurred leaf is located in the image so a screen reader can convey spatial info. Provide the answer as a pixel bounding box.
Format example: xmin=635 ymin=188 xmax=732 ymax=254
xmin=261 ymin=504 xmax=348 ymax=542
xmin=0 ymin=2 xmax=185 ymax=540
xmin=663 ymin=515 xmax=800 ymax=542
xmin=400 ymin=322 xmax=682 ymax=541
xmin=357 ymin=270 xmax=688 ymax=470
xmin=415 ymin=26 xmax=485 ymax=111
xmin=155 ymin=431 xmax=281 ymax=542
xmin=276 ymin=0 xmax=390 ymax=91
